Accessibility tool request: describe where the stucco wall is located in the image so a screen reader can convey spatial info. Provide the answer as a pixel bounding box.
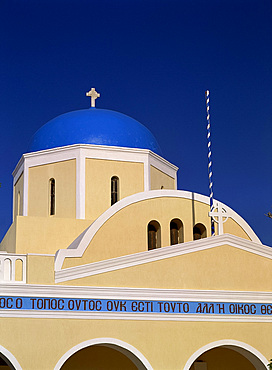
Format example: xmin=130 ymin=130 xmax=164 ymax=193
xmin=0 ymin=318 xmax=270 ymax=370
xmin=61 ymin=244 xmax=272 ymax=291
xmin=14 ymin=216 xmax=92 ymax=255
xmin=150 ymin=165 xmax=175 ymax=190
xmin=28 ymin=159 xmax=76 ymax=218
xmin=85 ymin=158 xmax=144 ymax=220
xmin=63 ymin=197 xmax=214 ymax=268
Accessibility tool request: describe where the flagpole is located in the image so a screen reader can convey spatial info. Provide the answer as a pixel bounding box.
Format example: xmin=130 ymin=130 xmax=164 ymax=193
xmin=205 ymin=90 xmax=215 ymax=236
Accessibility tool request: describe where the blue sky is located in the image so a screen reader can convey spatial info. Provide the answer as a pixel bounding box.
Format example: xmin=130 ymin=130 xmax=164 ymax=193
xmin=0 ymin=0 xmax=271 ymax=245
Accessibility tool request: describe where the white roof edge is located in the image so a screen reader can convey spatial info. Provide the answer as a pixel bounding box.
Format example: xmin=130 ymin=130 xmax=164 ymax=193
xmin=55 ymin=233 xmax=271 ymax=283
xmin=2 ymin=280 xmax=272 ymax=302
xmin=12 ymin=144 xmax=178 ymax=176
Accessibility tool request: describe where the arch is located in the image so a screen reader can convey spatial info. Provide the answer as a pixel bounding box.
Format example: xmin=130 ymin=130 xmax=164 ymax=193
xmin=4 ymin=258 xmax=11 ymax=281
xmin=49 ymin=178 xmax=56 ymax=216
xmin=148 ymin=220 xmax=161 ymax=250
xmin=193 ymin=223 xmax=207 ymax=240
xmin=54 ymin=338 xmax=152 ymax=370
xmin=111 ymin=176 xmax=119 ymax=205
xmin=15 ymin=259 xmax=23 ymax=281
xmin=170 ymin=218 xmax=184 ymax=245
xmin=55 ymin=190 xmax=261 ymax=271
xmin=184 ymin=339 xmax=268 ymax=370
xmin=0 ymin=344 xmax=22 ymax=369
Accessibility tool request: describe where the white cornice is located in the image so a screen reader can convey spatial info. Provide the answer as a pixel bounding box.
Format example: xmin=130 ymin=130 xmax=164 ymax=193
xmin=1 ymin=310 xmax=272 ymax=323
xmin=1 ymin=283 xmax=272 ymax=302
xmin=14 ymin=144 xmax=178 ymax=172
xmin=12 ymin=144 xmax=178 ymax=217
xmin=13 ymin=158 xmax=24 ymax=184
xmin=55 ymin=234 xmax=270 ymax=283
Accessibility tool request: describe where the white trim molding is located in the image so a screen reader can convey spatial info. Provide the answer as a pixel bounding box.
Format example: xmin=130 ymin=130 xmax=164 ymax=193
xmin=12 ymin=144 xmax=178 ymax=218
xmin=75 ymin=148 xmax=85 ymax=219
xmin=0 ymin=344 xmax=22 ymax=370
xmin=54 ymin=338 xmax=153 ymax=370
xmin=183 ymin=339 xmax=268 ymax=370
xmin=0 ymin=253 xmax=27 ymax=284
xmin=55 ymin=234 xmax=270 ymax=283
xmin=55 ymin=190 xmax=261 ymax=272
xmin=2 ymin=284 xmax=272 ymax=303
xmin=2 ymin=310 xmax=272 ymax=323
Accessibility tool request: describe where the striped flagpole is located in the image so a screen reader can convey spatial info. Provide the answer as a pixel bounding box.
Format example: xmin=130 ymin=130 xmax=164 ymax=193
xmin=205 ymin=90 xmax=215 ymax=236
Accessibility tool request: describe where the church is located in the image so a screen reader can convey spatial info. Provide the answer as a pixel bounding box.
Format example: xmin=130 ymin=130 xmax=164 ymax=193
xmin=0 ymin=88 xmax=271 ymax=370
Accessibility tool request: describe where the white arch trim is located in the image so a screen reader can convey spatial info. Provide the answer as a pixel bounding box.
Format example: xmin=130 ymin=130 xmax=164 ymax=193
xmin=183 ymin=339 xmax=268 ymax=370
xmin=0 ymin=344 xmax=22 ymax=370
xmin=54 ymin=337 xmax=153 ymax=370
xmin=55 ymin=190 xmax=261 ymax=270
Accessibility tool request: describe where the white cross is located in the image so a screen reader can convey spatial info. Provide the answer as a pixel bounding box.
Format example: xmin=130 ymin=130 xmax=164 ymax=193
xmin=86 ymin=88 xmax=100 ymax=107
xmin=209 ymin=201 xmax=230 ymax=235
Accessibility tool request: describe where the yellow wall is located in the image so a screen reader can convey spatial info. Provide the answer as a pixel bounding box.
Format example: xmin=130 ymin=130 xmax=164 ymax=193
xmin=0 ymin=222 xmax=16 ymax=253
xmin=62 ymin=244 xmax=272 ymax=291
xmin=85 ymin=158 xmax=144 ymax=220
xmin=13 ymin=173 xmax=24 ymax=219
xmin=28 ymin=159 xmax=76 ymax=218
xmin=1 ymin=216 xmax=92 ymax=255
xmin=0 ymin=318 xmax=270 ymax=370
xmin=150 ymin=165 xmax=175 ymax=190
xmin=14 ymin=216 xmax=92 ymax=255
xmin=224 ymin=218 xmax=251 ymax=240
xmin=27 ymin=254 xmax=55 ymax=284
xmin=63 ymin=197 xmax=212 ymax=268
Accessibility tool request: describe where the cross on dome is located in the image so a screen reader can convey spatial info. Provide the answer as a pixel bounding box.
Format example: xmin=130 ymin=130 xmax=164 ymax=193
xmin=86 ymin=88 xmax=100 ymax=108
xmin=209 ymin=201 xmax=230 ymax=235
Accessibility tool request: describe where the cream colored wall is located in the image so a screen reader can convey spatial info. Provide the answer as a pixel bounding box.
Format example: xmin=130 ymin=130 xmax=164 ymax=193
xmin=224 ymin=218 xmax=251 ymax=240
xmin=0 ymin=222 xmax=16 ymax=253
xmin=63 ymin=197 xmax=212 ymax=268
xmin=1 ymin=216 xmax=92 ymax=255
xmin=150 ymin=165 xmax=175 ymax=190
xmin=85 ymin=158 xmax=144 ymax=220
xmin=13 ymin=173 xmax=24 ymax=219
xmin=0 ymin=317 xmax=270 ymax=370
xmin=62 ymin=245 xmax=272 ymax=291
xmin=27 ymin=254 xmax=55 ymax=284
xmin=14 ymin=216 xmax=91 ymax=255
xmin=28 ymin=159 xmax=76 ymax=218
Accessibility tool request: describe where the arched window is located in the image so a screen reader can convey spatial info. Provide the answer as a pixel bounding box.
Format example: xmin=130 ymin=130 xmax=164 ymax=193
xmin=49 ymin=178 xmax=55 ymax=216
xmin=111 ymin=176 xmax=119 ymax=205
xmin=147 ymin=220 xmax=161 ymax=250
xmin=193 ymin=223 xmax=207 ymax=240
xmin=170 ymin=218 xmax=184 ymax=245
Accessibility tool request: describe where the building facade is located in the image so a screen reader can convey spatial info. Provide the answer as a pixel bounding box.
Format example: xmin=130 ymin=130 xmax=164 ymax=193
xmin=0 ymin=90 xmax=271 ymax=369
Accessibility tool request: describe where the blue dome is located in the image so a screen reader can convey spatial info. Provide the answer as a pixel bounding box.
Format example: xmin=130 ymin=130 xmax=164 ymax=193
xmin=27 ymin=108 xmax=162 ymax=155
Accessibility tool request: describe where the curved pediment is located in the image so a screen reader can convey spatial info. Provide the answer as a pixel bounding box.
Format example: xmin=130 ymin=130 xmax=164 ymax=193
xmin=55 ymin=190 xmax=261 ymax=274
